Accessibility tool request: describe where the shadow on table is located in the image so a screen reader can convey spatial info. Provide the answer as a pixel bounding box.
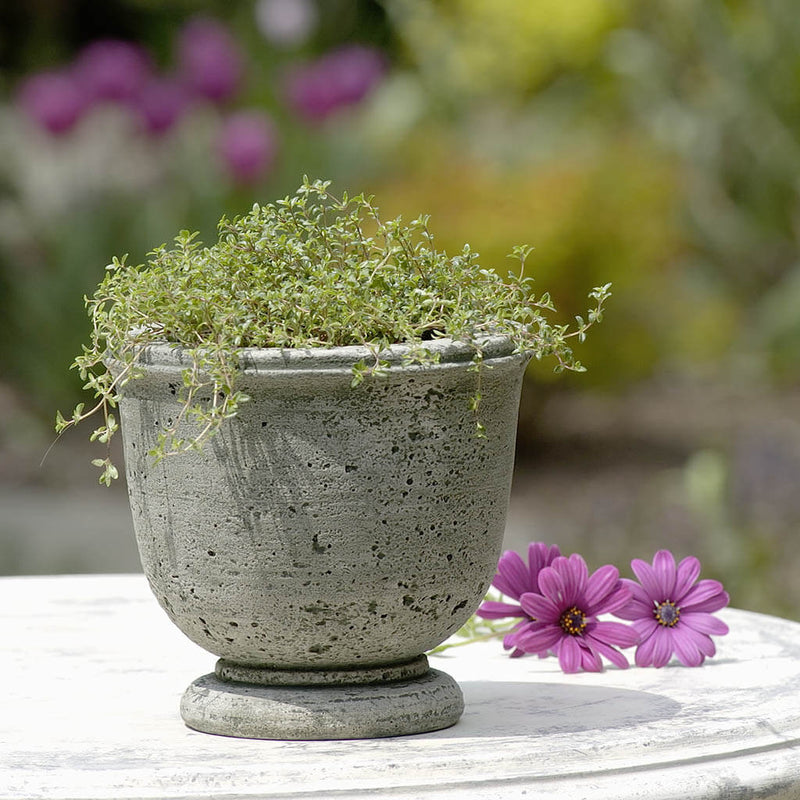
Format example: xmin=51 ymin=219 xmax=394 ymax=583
xmin=438 ymin=681 xmax=681 ymax=739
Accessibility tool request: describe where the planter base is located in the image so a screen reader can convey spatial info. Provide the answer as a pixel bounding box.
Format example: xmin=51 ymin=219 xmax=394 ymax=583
xmin=180 ymin=667 xmax=464 ymax=740
xmin=214 ymin=654 xmax=431 ymax=686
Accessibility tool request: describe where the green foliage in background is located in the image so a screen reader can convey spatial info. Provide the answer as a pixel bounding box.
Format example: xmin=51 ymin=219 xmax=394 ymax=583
xmin=386 ymin=0 xmax=625 ymax=102
xmin=383 ymin=0 xmax=800 ymax=385
xmin=607 ymin=1 xmax=800 ymax=380
xmin=368 ymin=134 xmax=681 ymax=387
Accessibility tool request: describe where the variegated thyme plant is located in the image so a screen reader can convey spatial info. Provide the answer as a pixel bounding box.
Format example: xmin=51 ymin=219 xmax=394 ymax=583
xmin=58 ymin=177 xmax=610 ymax=485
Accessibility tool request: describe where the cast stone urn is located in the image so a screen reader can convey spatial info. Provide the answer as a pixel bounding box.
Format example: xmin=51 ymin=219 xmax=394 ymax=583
xmin=115 ymin=335 xmax=530 ymax=739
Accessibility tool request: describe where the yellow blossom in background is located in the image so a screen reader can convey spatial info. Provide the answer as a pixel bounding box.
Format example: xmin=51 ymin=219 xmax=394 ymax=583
xmin=389 ymin=0 xmax=626 ymax=96
xmin=370 ymin=128 xmax=703 ymax=387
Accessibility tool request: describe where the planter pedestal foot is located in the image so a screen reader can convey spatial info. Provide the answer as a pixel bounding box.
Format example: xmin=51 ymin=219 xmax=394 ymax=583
xmin=180 ymin=663 xmax=464 ymax=740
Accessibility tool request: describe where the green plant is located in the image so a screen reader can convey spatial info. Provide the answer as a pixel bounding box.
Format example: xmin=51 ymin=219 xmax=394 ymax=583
xmin=57 ymin=177 xmax=610 ymax=485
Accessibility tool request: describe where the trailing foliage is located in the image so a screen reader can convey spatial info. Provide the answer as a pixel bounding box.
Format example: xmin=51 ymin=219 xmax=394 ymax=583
xmin=58 ymin=177 xmax=610 ymax=484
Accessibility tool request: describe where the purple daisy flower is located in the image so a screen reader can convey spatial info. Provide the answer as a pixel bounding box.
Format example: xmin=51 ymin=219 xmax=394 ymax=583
xmin=614 ymin=550 xmax=729 ymax=668
xmin=516 ymin=554 xmax=638 ymax=673
xmin=476 ymin=542 xmax=561 ymax=657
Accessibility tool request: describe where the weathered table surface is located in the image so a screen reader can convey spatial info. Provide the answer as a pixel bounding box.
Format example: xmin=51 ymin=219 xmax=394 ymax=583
xmin=3 ymin=574 xmax=800 ymax=799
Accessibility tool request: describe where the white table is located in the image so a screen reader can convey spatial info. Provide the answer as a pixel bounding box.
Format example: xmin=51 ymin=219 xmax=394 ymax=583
xmin=3 ymin=574 xmax=800 ymax=799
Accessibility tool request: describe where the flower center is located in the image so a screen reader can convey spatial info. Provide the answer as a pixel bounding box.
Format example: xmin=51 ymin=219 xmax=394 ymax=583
xmin=654 ymin=600 xmax=680 ymax=627
xmin=559 ymin=606 xmax=587 ymax=636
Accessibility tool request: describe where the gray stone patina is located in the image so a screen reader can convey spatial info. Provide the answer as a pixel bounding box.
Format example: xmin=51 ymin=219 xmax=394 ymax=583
xmin=181 ymin=667 xmax=464 ymax=740
xmin=190 ymin=654 xmax=465 ymax=740
xmin=114 ymin=337 xmax=530 ymax=737
xmin=215 ymin=653 xmax=430 ymax=685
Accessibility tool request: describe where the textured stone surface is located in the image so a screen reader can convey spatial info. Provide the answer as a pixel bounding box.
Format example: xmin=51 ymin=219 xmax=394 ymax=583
xmin=4 ymin=574 xmax=800 ymax=799
xmin=181 ymin=668 xmax=464 ymax=740
xmin=117 ymin=337 xmax=530 ymax=669
xmin=215 ymin=653 xmax=430 ymax=685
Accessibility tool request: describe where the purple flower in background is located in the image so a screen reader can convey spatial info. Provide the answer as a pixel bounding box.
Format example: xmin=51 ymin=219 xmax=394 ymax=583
xmin=614 ymin=550 xmax=729 ymax=668
xmin=73 ymin=39 xmax=152 ymax=103
xmin=516 ymin=554 xmax=638 ymax=673
xmin=134 ymin=78 xmax=190 ymax=136
xmin=178 ymin=17 xmax=244 ymax=104
xmin=477 ymin=542 xmax=561 ymax=657
xmin=284 ymin=44 xmax=386 ymax=123
xmin=218 ymin=111 xmax=278 ymax=184
xmin=17 ymin=70 xmax=88 ymax=135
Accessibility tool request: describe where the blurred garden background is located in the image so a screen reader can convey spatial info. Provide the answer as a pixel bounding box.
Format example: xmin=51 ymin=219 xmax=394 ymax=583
xmin=1 ymin=0 xmax=799 ymax=620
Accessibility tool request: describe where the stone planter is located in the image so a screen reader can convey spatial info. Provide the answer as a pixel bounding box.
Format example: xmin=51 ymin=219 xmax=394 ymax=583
xmin=116 ymin=336 xmax=530 ymax=739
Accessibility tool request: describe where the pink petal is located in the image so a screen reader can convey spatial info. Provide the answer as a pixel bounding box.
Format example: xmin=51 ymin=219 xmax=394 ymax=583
xmin=680 ymin=580 xmax=728 ymax=610
xmin=628 ymin=581 xmax=655 ymax=605
xmin=591 ymin=620 xmax=639 ymax=648
xmin=538 ymin=564 xmax=567 ymax=605
xmin=634 ymin=629 xmax=658 ymax=667
xmin=584 ymin=564 xmax=621 ymax=610
xmin=613 ymin=580 xmax=655 ymax=620
xmin=696 ymin=633 xmax=717 ymax=659
xmin=558 ymin=635 xmax=582 ymax=673
xmin=680 ymin=612 xmax=729 ymax=637
xmin=519 ymin=592 xmax=561 ymax=623
xmin=585 ymin=634 xmax=629 ymax=670
xmin=631 ymin=617 xmax=659 ymax=640
xmin=614 ymin=603 xmax=650 ymax=622
xmin=595 ymin=584 xmax=633 ymax=616
xmin=515 ymin=623 xmax=563 ymax=654
xmin=528 ymin=542 xmax=560 ymax=590
xmin=492 ymin=550 xmax=531 ymax=599
xmin=683 ymin=589 xmax=730 ymax=615
xmin=650 ymin=626 xmax=675 ymax=667
xmin=672 ymin=556 xmax=701 ymax=603
xmin=652 ymin=550 xmax=677 ymax=598
xmin=578 ymin=643 xmax=603 ymax=672
xmin=630 ymin=558 xmax=667 ymax=601
xmin=477 ymin=600 xmax=526 ymax=619
xmin=502 ymin=622 xmax=531 ymax=652
xmin=670 ymin=626 xmax=705 ymax=667
xmin=560 ymin=553 xmax=588 ymax=605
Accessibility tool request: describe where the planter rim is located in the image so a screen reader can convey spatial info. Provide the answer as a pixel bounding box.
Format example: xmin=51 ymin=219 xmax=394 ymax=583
xmin=125 ymin=334 xmax=521 ymax=373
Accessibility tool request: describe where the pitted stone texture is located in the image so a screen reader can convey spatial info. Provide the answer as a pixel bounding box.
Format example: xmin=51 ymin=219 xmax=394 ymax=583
xmin=180 ymin=668 xmax=464 ymax=740
xmin=216 ymin=654 xmax=430 ymax=686
xmin=117 ymin=337 xmax=530 ymax=669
